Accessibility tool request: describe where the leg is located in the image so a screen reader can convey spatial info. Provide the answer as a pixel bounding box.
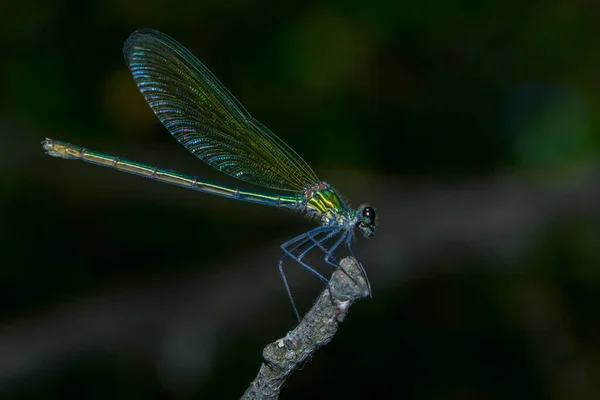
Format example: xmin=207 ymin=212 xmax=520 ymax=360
xmin=320 ymin=230 xmax=348 ymax=268
xmin=289 ymin=227 xmax=346 ymax=269
xmin=345 ymin=235 xmax=372 ymax=298
xmin=278 ymin=227 xmax=341 ymax=321
xmin=278 ymin=257 xmax=301 ymax=321
xmin=296 ymin=229 xmax=340 ymax=263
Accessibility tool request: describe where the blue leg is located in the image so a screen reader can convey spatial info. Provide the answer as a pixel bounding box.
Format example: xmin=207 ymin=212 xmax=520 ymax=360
xmin=296 ymin=229 xmax=341 ymax=263
xmin=280 ymin=227 xmax=339 ymax=283
xmin=317 ymin=230 xmax=348 ymax=268
xmin=281 ymin=226 xmax=335 ymax=255
xmin=307 ymin=230 xmax=352 ymax=309
xmin=300 ymin=229 xmax=361 ymax=309
xmin=345 ymin=234 xmax=372 ymax=297
xmin=281 ymin=227 xmax=338 ymax=267
xmin=278 ymin=227 xmax=342 ymax=321
xmin=278 ymin=258 xmax=302 ymax=321
xmin=290 ymin=228 xmax=346 ymax=269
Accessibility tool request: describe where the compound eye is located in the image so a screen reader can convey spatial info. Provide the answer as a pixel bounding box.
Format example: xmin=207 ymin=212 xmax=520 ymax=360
xmin=362 ymin=206 xmax=376 ymax=226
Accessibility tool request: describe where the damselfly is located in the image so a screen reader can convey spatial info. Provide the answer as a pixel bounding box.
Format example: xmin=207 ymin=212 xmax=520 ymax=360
xmin=42 ymin=29 xmax=377 ymax=320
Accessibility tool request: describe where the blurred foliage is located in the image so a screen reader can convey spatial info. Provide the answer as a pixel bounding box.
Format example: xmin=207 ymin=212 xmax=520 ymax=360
xmin=1 ymin=0 xmax=599 ymax=398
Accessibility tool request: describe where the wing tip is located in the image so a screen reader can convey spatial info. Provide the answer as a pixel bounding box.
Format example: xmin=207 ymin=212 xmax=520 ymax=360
xmin=123 ymin=28 xmax=166 ymax=63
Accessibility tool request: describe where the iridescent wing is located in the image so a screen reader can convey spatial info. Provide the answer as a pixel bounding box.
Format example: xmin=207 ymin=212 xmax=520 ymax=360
xmin=123 ymin=29 xmax=319 ymax=192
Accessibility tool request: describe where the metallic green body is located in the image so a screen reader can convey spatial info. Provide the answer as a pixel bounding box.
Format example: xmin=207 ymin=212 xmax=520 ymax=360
xmin=42 ymin=139 xmax=303 ymax=209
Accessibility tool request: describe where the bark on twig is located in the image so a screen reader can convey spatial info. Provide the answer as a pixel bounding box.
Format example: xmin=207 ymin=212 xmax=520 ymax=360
xmin=241 ymin=257 xmax=370 ymax=400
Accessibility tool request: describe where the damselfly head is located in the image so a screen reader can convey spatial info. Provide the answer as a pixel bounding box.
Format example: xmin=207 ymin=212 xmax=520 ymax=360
xmin=357 ymin=205 xmax=377 ymax=237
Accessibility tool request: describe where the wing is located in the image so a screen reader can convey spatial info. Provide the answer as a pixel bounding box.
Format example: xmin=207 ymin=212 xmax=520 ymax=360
xmin=123 ymin=29 xmax=319 ymax=192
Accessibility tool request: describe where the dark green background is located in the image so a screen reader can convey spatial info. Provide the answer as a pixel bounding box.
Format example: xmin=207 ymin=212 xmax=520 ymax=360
xmin=2 ymin=0 xmax=600 ymax=398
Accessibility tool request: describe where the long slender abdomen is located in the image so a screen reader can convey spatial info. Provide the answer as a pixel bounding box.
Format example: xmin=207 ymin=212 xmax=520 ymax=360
xmin=42 ymin=138 xmax=302 ymax=209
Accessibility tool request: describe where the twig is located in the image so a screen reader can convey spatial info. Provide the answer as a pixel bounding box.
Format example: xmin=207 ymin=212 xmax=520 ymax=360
xmin=241 ymin=257 xmax=370 ymax=400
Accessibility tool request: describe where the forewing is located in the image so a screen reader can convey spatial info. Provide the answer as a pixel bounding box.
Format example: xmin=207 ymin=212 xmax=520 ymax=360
xmin=123 ymin=29 xmax=319 ymax=192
